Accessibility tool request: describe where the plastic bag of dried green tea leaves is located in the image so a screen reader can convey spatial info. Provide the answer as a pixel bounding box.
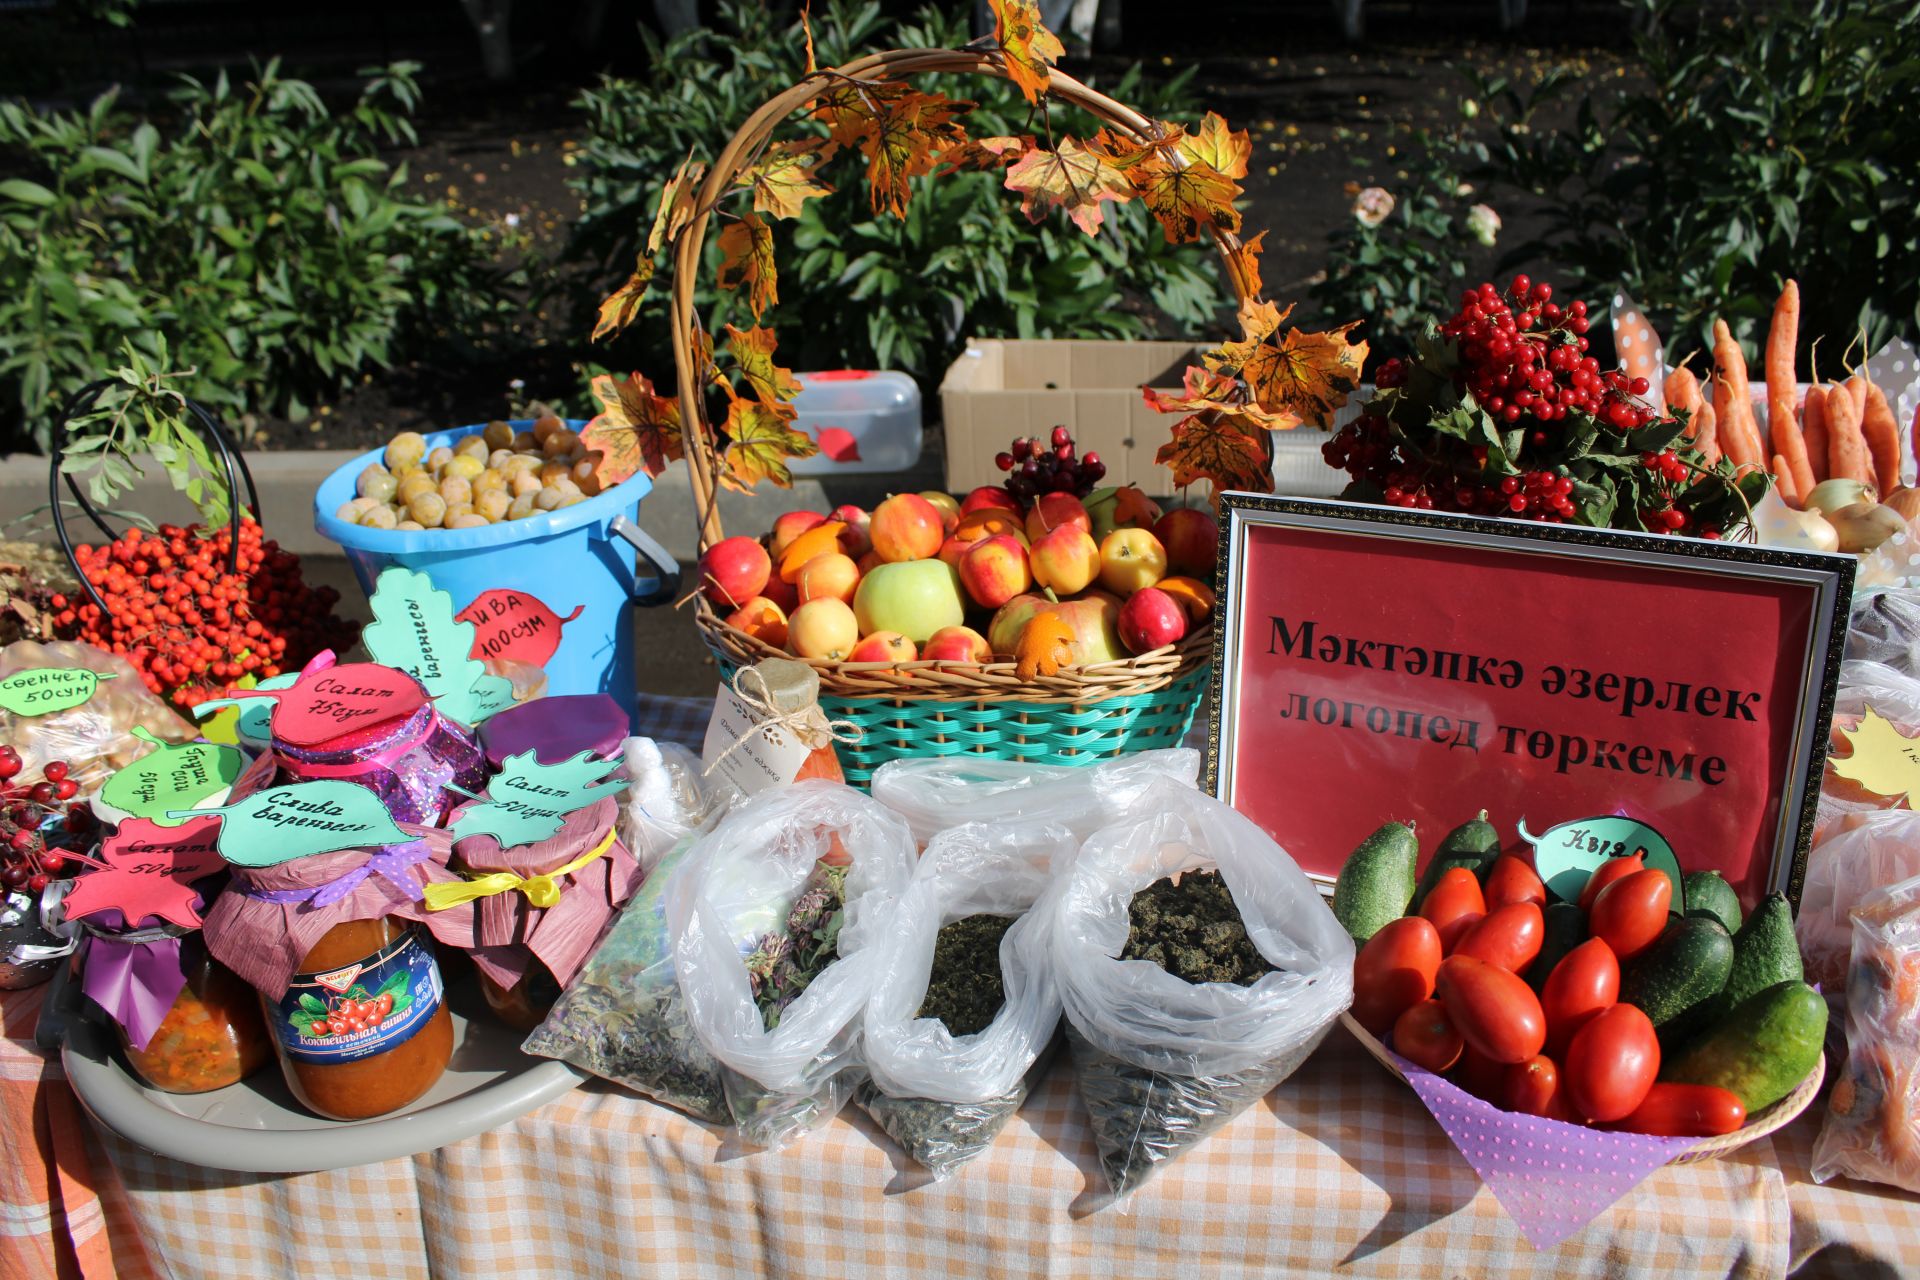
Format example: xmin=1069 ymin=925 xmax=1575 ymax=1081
xmin=668 ymin=779 xmax=916 ymax=1149
xmin=520 ymin=824 xmax=732 ymax=1123
xmin=856 ymin=818 xmax=1078 ymax=1176
xmin=1048 ymin=776 xmax=1354 ymax=1199
xmin=869 ymin=748 xmax=1200 ymax=846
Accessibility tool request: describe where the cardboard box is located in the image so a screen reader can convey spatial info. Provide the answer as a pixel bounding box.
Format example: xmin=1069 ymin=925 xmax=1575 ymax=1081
xmin=938 ymin=338 xmax=1198 ymax=494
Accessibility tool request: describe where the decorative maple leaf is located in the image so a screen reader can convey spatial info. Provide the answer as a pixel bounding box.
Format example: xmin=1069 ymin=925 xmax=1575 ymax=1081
xmin=63 ymin=815 xmax=226 ymax=930
xmin=1830 ymin=708 xmax=1920 ymax=806
xmin=990 ymin=0 xmax=1064 ymax=105
xmin=724 ymin=324 xmax=802 ymax=406
xmin=1003 ymin=138 xmax=1135 ymax=236
xmin=1155 ymin=412 xmax=1272 ymax=493
xmin=1142 ymin=363 xmax=1293 ymax=431
xmin=1112 ymin=485 xmax=1162 ymax=527
xmin=1016 ymin=612 xmax=1078 ymax=680
xmin=1177 ymin=112 xmax=1252 ymax=181
xmin=808 ymin=80 xmax=912 ymax=151
xmin=582 ymin=371 xmax=683 ymax=483
xmin=859 ymin=90 xmax=972 ymax=218
xmin=592 ymin=255 xmax=654 ymax=342
xmin=936 ymin=134 xmax=1030 ymax=177
xmin=721 ymin=399 xmax=819 ymax=491
xmin=1223 ymin=230 xmax=1265 ymax=302
xmin=737 ymin=139 xmax=835 ymax=221
xmin=1209 ymin=306 xmax=1369 ymax=430
xmin=649 ymin=154 xmax=706 ymax=255
xmin=1128 ymin=152 xmax=1242 ymax=244
xmin=1086 ymin=123 xmax=1180 ymax=171
xmin=716 ymin=213 xmax=778 ymax=319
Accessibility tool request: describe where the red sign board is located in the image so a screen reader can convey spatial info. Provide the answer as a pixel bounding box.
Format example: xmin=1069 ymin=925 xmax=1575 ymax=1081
xmin=1205 ymin=498 xmax=1853 ymax=907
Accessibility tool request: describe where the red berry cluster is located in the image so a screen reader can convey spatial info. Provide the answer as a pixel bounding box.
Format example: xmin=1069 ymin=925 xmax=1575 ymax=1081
xmin=0 ymin=749 xmax=88 ymax=893
xmin=1438 ymin=275 xmax=1654 ymax=430
xmin=52 ymin=519 xmax=358 ymax=713
xmin=994 ymin=426 xmax=1106 ymax=503
xmin=305 ymin=991 xmax=394 ymax=1039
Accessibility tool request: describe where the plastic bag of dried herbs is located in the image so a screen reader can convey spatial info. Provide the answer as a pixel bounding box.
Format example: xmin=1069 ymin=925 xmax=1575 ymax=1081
xmin=857 ymin=819 xmax=1078 ymax=1176
xmin=520 ymin=826 xmax=732 ymax=1123
xmin=668 ymin=779 xmax=916 ymax=1149
xmin=869 ymin=748 xmax=1200 ymax=846
xmin=1048 ymin=776 xmax=1354 ymax=1199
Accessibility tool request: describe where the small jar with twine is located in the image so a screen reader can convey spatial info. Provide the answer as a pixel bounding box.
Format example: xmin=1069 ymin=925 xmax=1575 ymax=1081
xmin=704 ymin=659 xmax=861 ymax=803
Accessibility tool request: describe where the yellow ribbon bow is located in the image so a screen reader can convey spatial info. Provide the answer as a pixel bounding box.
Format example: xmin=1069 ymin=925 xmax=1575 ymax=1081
xmin=424 ymin=828 xmax=617 ymax=912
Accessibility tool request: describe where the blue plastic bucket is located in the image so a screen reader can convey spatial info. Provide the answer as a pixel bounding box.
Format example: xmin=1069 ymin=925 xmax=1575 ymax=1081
xmin=313 ymin=421 xmax=680 ymax=727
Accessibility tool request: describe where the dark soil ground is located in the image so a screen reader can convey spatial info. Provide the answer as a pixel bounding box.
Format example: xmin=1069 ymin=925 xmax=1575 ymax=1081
xmin=0 ymin=0 xmax=1634 ymax=454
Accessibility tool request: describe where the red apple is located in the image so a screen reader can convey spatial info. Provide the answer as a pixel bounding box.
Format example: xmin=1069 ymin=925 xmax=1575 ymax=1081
xmin=938 ymin=534 xmax=975 ymax=570
xmin=725 ymin=596 xmax=789 ymax=649
xmin=847 ymin=630 xmax=918 ymax=663
xmin=871 ymin=493 xmax=945 ymax=563
xmin=761 ymin=573 xmax=799 ymax=613
xmin=1028 ymin=525 xmax=1100 ymax=596
xmin=829 ymin=504 xmax=872 ymax=559
xmin=959 ymin=534 xmax=1032 ymax=610
xmin=698 ymin=535 xmax=771 ymax=609
xmin=919 ymin=491 xmax=962 ymax=534
xmin=1117 ymin=587 xmax=1188 ymax=654
xmin=961 ymin=485 xmax=1017 ymax=516
xmin=1153 ymin=507 xmax=1220 ymax=577
xmin=797 ymin=552 xmax=861 ymax=606
xmin=923 ymin=625 xmax=991 ymax=664
xmin=954 ymin=508 xmax=1027 ymax=544
xmin=1098 ymin=527 xmax=1169 ymax=595
xmin=769 ymin=510 xmax=827 ymax=559
xmin=1024 ymin=492 xmax=1091 ymax=543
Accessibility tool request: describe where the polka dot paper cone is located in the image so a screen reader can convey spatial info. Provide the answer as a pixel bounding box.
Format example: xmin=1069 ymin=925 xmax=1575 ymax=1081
xmin=1392 ymin=1048 xmax=1701 ymax=1251
xmin=1862 ymin=336 xmax=1920 ymax=488
xmin=1610 ymin=293 xmax=1667 ymax=412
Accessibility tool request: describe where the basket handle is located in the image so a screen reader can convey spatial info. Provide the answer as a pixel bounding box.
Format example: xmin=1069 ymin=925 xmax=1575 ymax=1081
xmin=46 ymin=379 xmax=261 ymax=622
xmin=665 ymin=47 xmax=1259 ymax=556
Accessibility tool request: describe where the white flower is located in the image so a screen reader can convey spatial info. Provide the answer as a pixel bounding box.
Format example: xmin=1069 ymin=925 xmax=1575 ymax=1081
xmin=504 ymin=212 xmax=522 ymax=228
xmin=1352 ymin=186 xmax=1395 ymax=228
xmin=1466 ymin=203 xmax=1502 ymax=247
xmin=1455 ymin=181 xmax=1475 ymax=197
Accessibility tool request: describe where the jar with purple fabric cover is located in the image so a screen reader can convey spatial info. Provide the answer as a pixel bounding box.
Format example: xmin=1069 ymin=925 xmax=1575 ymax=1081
xmin=271 ymin=699 xmax=486 ymax=827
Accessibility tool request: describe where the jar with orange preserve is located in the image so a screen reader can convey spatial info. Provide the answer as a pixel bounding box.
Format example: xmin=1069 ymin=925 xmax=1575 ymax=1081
xmin=201 ymin=826 xmax=477 ymax=1120
xmin=703 ymin=659 xmax=853 ymax=807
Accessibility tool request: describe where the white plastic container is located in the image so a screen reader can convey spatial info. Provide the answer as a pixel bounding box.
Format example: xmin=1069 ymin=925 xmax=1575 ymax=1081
xmin=787 ymin=371 xmax=923 ymax=475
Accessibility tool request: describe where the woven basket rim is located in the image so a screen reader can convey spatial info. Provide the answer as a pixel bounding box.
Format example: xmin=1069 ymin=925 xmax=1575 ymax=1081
xmin=1338 ymin=1011 xmax=1824 ymax=1164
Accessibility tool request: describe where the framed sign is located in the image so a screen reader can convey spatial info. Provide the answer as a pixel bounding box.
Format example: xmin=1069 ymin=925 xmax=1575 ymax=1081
xmin=1203 ymin=495 xmax=1854 ymax=907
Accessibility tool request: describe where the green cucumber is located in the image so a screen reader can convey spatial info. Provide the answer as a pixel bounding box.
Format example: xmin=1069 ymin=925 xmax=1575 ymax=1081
xmin=1621 ymin=916 xmax=1734 ymax=1043
xmin=1527 ymin=901 xmax=1588 ymax=994
xmin=1702 ymin=893 xmax=1802 ymax=1025
xmin=1662 ymin=980 xmax=1827 ymax=1113
xmin=1412 ymin=810 xmax=1500 ymax=909
xmin=1332 ymin=821 xmax=1419 ymax=943
xmin=1683 ymin=871 xmax=1743 ymax=934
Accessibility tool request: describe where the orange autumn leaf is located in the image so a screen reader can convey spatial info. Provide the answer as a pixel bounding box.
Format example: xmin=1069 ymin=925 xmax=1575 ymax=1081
xmin=936 ymin=134 xmax=1030 ymax=177
xmin=1177 ymin=112 xmax=1251 ymax=181
xmin=860 ymin=90 xmax=972 ymax=218
xmin=1154 ymin=412 xmax=1271 ymax=493
xmin=716 ymin=213 xmax=778 ymax=319
xmin=1223 ymin=229 xmax=1265 ymax=300
xmin=724 ymin=324 xmax=802 ymax=406
xmin=1086 ymin=123 xmax=1180 ymax=171
xmin=1003 ymin=137 xmax=1134 ymax=236
xmin=990 ymin=0 xmax=1064 ymax=105
xmin=592 ymin=255 xmax=654 ymax=342
xmin=649 ymin=154 xmax=705 ymax=256
xmin=737 ymin=139 xmax=835 ymax=221
xmin=1112 ymin=484 xmax=1161 ymax=527
xmin=721 ymin=398 xmax=818 ymax=491
xmin=1015 ymin=611 xmax=1077 ymax=680
xmin=1142 ymin=363 xmax=1293 ymax=431
xmin=808 ymin=81 xmax=906 ymax=151
xmin=1210 ymin=302 xmax=1368 ymax=429
xmin=1128 ymin=152 xmax=1242 ymax=244
xmin=582 ymin=371 xmax=683 ymax=484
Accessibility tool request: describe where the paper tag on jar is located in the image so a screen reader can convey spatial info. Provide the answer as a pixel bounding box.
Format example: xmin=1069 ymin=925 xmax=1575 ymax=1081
xmin=702 ymin=683 xmax=812 ymax=799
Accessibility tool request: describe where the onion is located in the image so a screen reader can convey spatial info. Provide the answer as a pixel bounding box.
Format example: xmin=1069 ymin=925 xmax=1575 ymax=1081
xmin=1804 ymin=478 xmax=1878 ymax=517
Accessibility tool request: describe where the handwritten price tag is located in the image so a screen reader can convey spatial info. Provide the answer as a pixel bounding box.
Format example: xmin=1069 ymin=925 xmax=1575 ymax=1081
xmin=363 ymin=566 xmax=516 ymax=726
xmin=99 ymin=729 xmax=246 ymax=824
xmin=1828 ymin=707 xmax=1920 ymax=806
xmin=449 ymin=749 xmax=627 ymax=846
xmin=1523 ymin=814 xmax=1684 ymax=905
xmin=189 ymin=779 xmax=411 ymax=866
xmin=268 ymin=663 xmax=427 ymax=748
xmin=0 ymin=667 xmax=115 ymax=717
xmin=64 ymin=815 xmax=226 ymax=929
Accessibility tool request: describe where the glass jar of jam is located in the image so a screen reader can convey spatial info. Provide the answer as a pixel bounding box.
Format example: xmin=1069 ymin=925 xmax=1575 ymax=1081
xmin=477 ymin=964 xmax=562 ymax=1033
xmin=119 ymin=940 xmax=272 ymax=1094
xmin=263 ymin=916 xmax=454 ymax=1120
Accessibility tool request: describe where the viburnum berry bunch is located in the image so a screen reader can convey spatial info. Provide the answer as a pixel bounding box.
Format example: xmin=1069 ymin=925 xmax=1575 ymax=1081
xmin=994 ymin=427 xmax=1107 ymax=503
xmin=49 ymin=519 xmax=359 ymax=713
xmin=0 ymin=748 xmax=93 ymax=893
xmin=1324 ymin=276 xmax=1766 ymax=535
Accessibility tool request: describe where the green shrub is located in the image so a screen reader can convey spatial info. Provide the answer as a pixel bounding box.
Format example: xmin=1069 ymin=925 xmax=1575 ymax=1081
xmin=566 ymin=0 xmax=1223 ymax=386
xmin=0 ymin=60 xmax=513 ymax=450
xmin=1478 ymin=0 xmax=1920 ymax=362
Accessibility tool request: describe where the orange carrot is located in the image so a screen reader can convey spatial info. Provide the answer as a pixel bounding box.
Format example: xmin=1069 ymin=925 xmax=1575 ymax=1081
xmin=1771 ymin=453 xmax=1799 ymax=507
xmin=1862 ymin=380 xmax=1903 ymax=495
xmin=1802 ymin=386 xmax=1830 ymax=485
xmin=1913 ymin=401 xmax=1920 ymax=480
xmin=1766 ymin=281 xmax=1799 ymax=412
xmin=1694 ymin=400 xmax=1720 ymax=466
xmin=1771 ymin=395 xmax=1815 ymax=497
xmin=1665 ymin=368 xmax=1703 ymax=434
xmin=1827 ymin=380 xmax=1871 ymax=485
xmin=1712 ymin=319 xmax=1762 ymax=468
xmin=1847 ymin=374 xmax=1868 ymax=424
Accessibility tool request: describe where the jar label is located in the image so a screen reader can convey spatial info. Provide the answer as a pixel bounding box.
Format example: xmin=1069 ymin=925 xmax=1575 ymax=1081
xmin=273 ymin=930 xmax=443 ymax=1063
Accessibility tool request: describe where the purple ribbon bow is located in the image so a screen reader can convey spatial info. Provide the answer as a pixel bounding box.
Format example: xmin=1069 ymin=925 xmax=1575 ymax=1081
xmin=242 ymin=839 xmax=431 ymax=908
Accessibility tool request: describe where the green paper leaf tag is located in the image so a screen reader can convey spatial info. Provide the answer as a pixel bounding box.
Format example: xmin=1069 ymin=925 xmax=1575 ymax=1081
xmin=449 ymin=749 xmax=628 ymax=847
xmin=0 ymin=667 xmax=115 ymax=716
xmin=188 ymin=780 xmax=412 ymax=867
xmin=100 ymin=728 xmax=247 ymax=823
xmin=362 ymin=566 xmax=516 ymax=726
xmin=1521 ymin=814 xmax=1684 ymax=905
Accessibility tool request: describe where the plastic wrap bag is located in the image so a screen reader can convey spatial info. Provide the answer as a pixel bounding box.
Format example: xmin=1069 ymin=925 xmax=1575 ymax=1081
xmin=668 ymin=779 xmax=916 ymax=1148
xmin=619 ymin=737 xmax=716 ymax=871
xmin=869 ymin=748 xmax=1200 ymax=845
xmin=1798 ymin=809 xmax=1920 ymax=992
xmin=520 ymin=828 xmax=732 ymax=1123
xmin=1048 ymin=776 xmax=1354 ymax=1198
xmin=1813 ymin=873 xmax=1920 ymax=1192
xmin=0 ymin=639 xmax=194 ymax=789
xmin=1813 ymin=660 xmax=1920 ymax=845
xmin=1846 ymin=588 xmax=1920 ymax=677
xmin=856 ymin=819 xmax=1078 ymax=1176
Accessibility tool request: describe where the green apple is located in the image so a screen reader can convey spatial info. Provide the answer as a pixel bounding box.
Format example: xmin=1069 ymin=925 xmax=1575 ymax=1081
xmin=987 ymin=591 xmax=1126 ymax=665
xmin=852 ymin=560 xmax=965 ymax=642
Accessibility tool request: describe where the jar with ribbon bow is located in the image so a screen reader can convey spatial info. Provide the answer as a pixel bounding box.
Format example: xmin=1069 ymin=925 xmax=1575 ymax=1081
xmin=201 ymin=826 xmax=477 ymax=1120
xmin=429 ymin=795 xmax=641 ymax=1031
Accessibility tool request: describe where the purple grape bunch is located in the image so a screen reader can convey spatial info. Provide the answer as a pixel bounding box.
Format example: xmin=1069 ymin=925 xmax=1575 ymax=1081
xmin=994 ymin=426 xmax=1106 ymax=502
